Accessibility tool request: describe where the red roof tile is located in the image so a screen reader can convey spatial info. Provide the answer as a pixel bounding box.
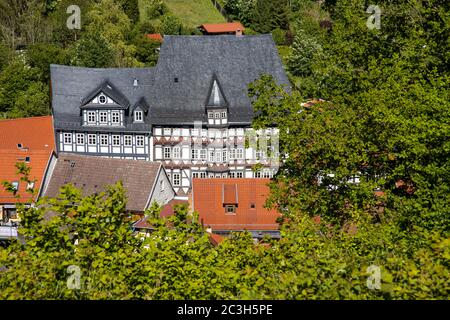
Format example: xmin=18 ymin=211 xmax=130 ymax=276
xmin=0 ymin=116 xmax=55 ymax=150
xmin=200 ymin=22 xmax=245 ymax=34
xmin=0 ymin=116 xmax=55 ymax=204
xmin=145 ymin=33 xmax=163 ymax=42
xmin=192 ymin=178 xmax=280 ymax=231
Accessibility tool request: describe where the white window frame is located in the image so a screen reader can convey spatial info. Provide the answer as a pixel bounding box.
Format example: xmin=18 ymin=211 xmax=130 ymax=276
xmin=208 ymin=112 xmax=214 ymax=119
xmin=222 ymin=149 xmax=228 ymax=162
xmin=173 ymin=147 xmax=181 ymax=159
xmin=221 ymin=111 xmax=227 ymax=118
xmin=112 ymin=135 xmax=120 ymax=146
xmin=191 ymin=148 xmax=199 ymax=160
xmin=214 ymin=112 xmax=220 ymax=119
xmin=163 ymin=128 xmax=171 ymax=136
xmin=200 ymin=149 xmax=207 ymax=161
xmin=229 ymin=148 xmax=236 ymax=160
xmin=172 ymin=173 xmax=181 ymax=187
xmin=236 ymin=172 xmax=243 ymax=178
xmin=63 ymin=133 xmax=72 ymax=144
xmin=164 ymin=147 xmax=171 ymax=159
xmin=111 ymin=111 xmax=120 ymax=125
xmin=76 ymin=133 xmax=84 ymax=145
xmin=136 ymin=136 xmax=145 ymax=147
xmin=87 ymin=111 xmax=96 ymax=124
xmin=192 ymin=172 xmax=199 ymax=179
xmin=237 ymin=148 xmax=244 ymax=159
xmin=100 ymin=134 xmax=108 ymax=146
xmin=124 ymin=135 xmax=132 ymax=147
xmin=98 ymin=94 xmax=107 ymax=104
xmin=200 ymin=172 xmax=207 ymax=178
xmin=99 ymin=111 xmax=108 ymax=124
xmin=134 ymin=110 xmax=143 ymax=122
xmin=88 ymin=134 xmax=96 ymax=146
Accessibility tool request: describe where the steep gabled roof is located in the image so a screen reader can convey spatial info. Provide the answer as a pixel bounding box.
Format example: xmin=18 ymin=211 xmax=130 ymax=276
xmin=43 ymin=153 xmax=163 ymax=212
xmin=50 ymin=35 xmax=290 ymax=128
xmin=81 ymin=80 xmax=130 ymax=108
xmin=132 ymin=97 xmax=150 ymax=113
xmin=205 ymin=74 xmax=228 ymax=108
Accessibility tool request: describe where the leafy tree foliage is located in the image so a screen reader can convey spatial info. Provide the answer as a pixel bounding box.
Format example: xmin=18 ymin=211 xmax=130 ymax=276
xmin=71 ymin=31 xmax=115 ymax=68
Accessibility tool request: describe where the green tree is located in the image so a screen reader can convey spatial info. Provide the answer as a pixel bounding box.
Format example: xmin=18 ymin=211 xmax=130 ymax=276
xmin=160 ymin=14 xmax=182 ymax=35
xmin=8 ymin=82 xmax=50 ymax=118
xmin=252 ymin=0 xmax=290 ymax=33
xmin=27 ymin=43 xmax=68 ymax=82
xmin=71 ymin=32 xmax=114 ymax=68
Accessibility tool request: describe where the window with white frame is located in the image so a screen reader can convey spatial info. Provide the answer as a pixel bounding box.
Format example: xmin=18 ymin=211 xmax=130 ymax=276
xmin=209 ymin=149 xmax=215 ymax=162
xmin=222 ymin=149 xmax=228 ymax=162
xmin=11 ymin=181 xmax=19 ymax=190
xmin=200 ymin=149 xmax=207 ymax=160
xmin=172 ymin=173 xmax=181 ymax=187
xmin=76 ymin=133 xmax=84 ymax=145
xmin=236 ymin=128 xmax=244 ymax=136
xmin=99 ymin=111 xmax=107 ymax=124
xmin=200 ymin=172 xmax=206 ymax=178
xmin=208 ymin=130 xmax=214 ymax=138
xmin=192 ymin=172 xmax=199 ymax=179
xmin=214 ymin=112 xmax=220 ymax=119
xmin=112 ymin=135 xmax=120 ymax=146
xmin=222 ymin=173 xmax=228 ymax=178
xmin=192 ymin=128 xmax=199 ymax=137
xmin=173 ymin=128 xmax=180 ymax=136
xmin=201 ymin=129 xmax=207 ymax=137
xmin=124 ymin=135 xmax=132 ymax=146
xmin=87 ymin=111 xmax=96 ymax=123
xmin=191 ymin=148 xmax=199 ymax=160
xmin=229 ymin=172 xmax=235 ymax=178
xmin=27 ymin=181 xmax=35 ymax=190
xmin=221 ymin=111 xmax=227 ymax=118
xmin=236 ymin=148 xmax=244 ymax=159
xmin=208 ymin=173 xmax=214 ymax=178
xmin=63 ymin=133 xmax=72 ymax=144
xmin=163 ymin=128 xmax=171 ymax=136
xmin=134 ymin=110 xmax=143 ymax=122
xmin=229 ymin=128 xmax=235 ymax=136
xmin=100 ymin=134 xmax=108 ymax=146
xmin=229 ymin=148 xmax=236 ymax=160
xmin=111 ymin=111 xmax=120 ymax=124
xmin=160 ymin=179 xmax=165 ymax=191
xmin=88 ymin=134 xmax=96 ymax=145
xmin=164 ymin=147 xmax=171 ymax=159
xmin=136 ymin=136 xmax=144 ymax=147
xmin=215 ymin=149 xmax=222 ymax=163
xmin=208 ymin=112 xmax=214 ymax=119
xmin=98 ymin=94 xmax=107 ymax=104
xmin=172 ymin=147 xmax=180 ymax=159
xmin=254 ymin=171 xmax=262 ymax=178
xmin=236 ymin=172 xmax=243 ymax=178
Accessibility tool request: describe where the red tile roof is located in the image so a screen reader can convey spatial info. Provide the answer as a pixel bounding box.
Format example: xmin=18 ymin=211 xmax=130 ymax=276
xmin=200 ymin=22 xmax=245 ymax=34
xmin=0 ymin=116 xmax=55 ymax=150
xmin=192 ymin=178 xmax=281 ymax=231
xmin=145 ymin=33 xmax=163 ymax=42
xmin=0 ymin=116 xmax=55 ymax=204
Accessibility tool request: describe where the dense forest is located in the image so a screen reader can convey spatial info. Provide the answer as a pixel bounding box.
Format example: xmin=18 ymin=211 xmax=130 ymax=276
xmin=0 ymin=0 xmax=449 ymax=299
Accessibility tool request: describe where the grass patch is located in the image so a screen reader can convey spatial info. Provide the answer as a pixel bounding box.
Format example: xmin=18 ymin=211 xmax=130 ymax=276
xmin=139 ymin=0 xmax=226 ymax=27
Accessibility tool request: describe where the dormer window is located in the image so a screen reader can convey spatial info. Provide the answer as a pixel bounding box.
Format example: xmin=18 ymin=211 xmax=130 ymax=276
xmin=99 ymin=94 xmax=107 ymax=104
xmin=87 ymin=111 xmax=96 ymax=124
xmin=134 ymin=110 xmax=143 ymax=122
xmin=111 ymin=111 xmax=120 ymax=124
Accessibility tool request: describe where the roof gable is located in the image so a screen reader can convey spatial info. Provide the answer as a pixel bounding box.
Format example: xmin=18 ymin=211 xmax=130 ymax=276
xmin=205 ymin=74 xmax=228 ymax=108
xmin=81 ymin=81 xmax=130 ymax=109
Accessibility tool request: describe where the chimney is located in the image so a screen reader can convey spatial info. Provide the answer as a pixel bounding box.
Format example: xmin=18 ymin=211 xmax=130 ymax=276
xmin=236 ymin=29 xmax=243 ymax=36
xmin=133 ymin=78 xmax=138 ymax=87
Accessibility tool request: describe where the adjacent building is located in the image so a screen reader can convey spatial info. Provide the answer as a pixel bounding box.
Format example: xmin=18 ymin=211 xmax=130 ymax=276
xmin=50 ymin=34 xmax=289 ymax=197
xmin=190 ymin=178 xmax=281 ymax=239
xmin=42 ymin=153 xmax=175 ymax=214
xmin=199 ymin=22 xmax=245 ymax=35
xmin=0 ymin=116 xmax=56 ymax=241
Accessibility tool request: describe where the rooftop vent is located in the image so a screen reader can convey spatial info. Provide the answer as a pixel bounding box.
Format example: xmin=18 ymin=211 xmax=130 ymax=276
xmin=133 ymin=78 xmax=138 ymax=86
xmin=17 ymin=143 xmax=22 ymax=149
xmin=174 ymin=77 xmax=179 ymax=83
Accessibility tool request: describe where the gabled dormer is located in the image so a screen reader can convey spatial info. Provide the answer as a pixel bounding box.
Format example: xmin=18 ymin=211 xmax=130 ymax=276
xmin=80 ymin=81 xmax=130 ymax=127
xmin=131 ymin=97 xmax=150 ymax=123
xmin=205 ymin=74 xmax=229 ymax=125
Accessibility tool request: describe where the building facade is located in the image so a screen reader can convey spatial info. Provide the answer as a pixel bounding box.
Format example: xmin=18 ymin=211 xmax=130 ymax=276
xmin=51 ymin=35 xmax=290 ymax=196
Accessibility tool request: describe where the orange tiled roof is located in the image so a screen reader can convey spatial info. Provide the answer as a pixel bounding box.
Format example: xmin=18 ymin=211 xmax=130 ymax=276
xmin=200 ymin=22 xmax=245 ymax=34
xmin=145 ymin=33 xmax=163 ymax=42
xmin=0 ymin=150 xmax=54 ymax=203
xmin=0 ymin=116 xmax=55 ymax=204
xmin=0 ymin=116 xmax=55 ymax=150
xmin=192 ymin=178 xmax=280 ymax=231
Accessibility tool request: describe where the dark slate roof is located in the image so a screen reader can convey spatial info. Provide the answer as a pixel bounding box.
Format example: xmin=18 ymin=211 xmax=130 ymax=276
xmin=43 ymin=153 xmax=162 ymax=212
xmin=50 ymin=34 xmax=290 ymax=128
